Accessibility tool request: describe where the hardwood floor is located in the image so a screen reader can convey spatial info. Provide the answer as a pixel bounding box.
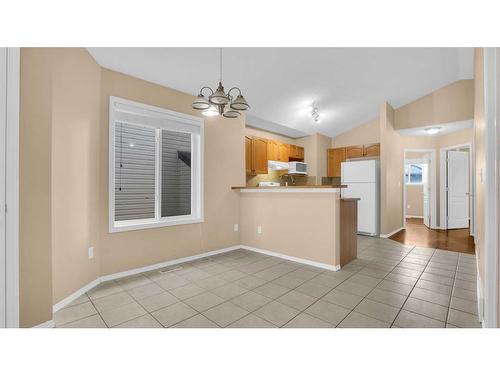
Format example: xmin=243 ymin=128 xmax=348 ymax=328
xmin=389 ymin=218 xmax=475 ymax=254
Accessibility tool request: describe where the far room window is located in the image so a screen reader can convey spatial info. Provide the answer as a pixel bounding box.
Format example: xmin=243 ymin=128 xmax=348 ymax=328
xmin=405 ymin=163 xmax=423 ymax=184
xmin=109 ymin=96 xmax=204 ymax=232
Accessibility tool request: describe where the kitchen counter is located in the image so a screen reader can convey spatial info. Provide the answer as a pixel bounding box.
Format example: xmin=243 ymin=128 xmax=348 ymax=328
xmin=232 ymin=184 xmax=347 ymax=192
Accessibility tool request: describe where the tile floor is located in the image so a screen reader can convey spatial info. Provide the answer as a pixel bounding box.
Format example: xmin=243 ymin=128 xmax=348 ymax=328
xmin=54 ymin=236 xmax=481 ymax=328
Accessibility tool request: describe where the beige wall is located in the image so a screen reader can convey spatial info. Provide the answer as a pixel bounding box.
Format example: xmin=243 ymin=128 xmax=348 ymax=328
xmin=331 ymin=118 xmax=379 ymax=148
xmin=405 ymin=185 xmax=424 ymax=217
xmin=51 ymin=49 xmax=102 ymax=304
xmin=244 ymin=126 xmax=297 ymax=144
xmin=380 ymin=102 xmax=404 ymax=235
xmin=394 ymin=79 xmax=474 ymax=130
xmin=19 ymin=48 xmax=54 ymax=327
xmin=98 ymin=69 xmax=245 ymax=276
xmin=239 ymin=192 xmax=340 ymax=266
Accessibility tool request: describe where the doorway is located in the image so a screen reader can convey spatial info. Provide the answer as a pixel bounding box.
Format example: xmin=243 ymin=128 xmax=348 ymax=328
xmin=439 ymin=143 xmax=474 ymax=235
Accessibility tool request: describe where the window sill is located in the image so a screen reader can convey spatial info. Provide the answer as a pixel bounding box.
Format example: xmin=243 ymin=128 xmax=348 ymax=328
xmin=110 ymin=216 xmax=204 ymax=233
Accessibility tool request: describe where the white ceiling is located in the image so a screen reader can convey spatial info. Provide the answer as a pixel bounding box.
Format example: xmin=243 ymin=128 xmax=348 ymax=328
xmin=88 ymin=47 xmax=473 ymax=138
xmin=398 ymin=119 xmax=473 ymax=137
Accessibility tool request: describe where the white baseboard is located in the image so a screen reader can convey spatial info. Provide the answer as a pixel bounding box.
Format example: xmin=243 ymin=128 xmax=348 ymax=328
xmin=241 ymin=245 xmax=340 ymax=271
xmin=53 ymin=245 xmax=241 ymax=313
xmin=405 ymin=215 xmax=423 ymax=219
xmin=380 ymin=226 xmax=405 ymax=238
xmin=33 ymin=320 xmax=55 ymax=328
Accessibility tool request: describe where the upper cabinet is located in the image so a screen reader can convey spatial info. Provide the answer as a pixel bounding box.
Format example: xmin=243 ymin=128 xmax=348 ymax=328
xmin=327 ymin=142 xmax=380 ymax=177
xmin=245 ymin=135 xmax=304 ymax=175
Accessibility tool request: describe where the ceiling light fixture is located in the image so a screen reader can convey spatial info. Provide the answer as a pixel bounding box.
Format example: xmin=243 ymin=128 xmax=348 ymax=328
xmin=192 ymin=48 xmax=250 ymax=118
xmin=425 ymin=126 xmax=441 ymax=135
xmin=310 ymin=103 xmax=320 ymax=123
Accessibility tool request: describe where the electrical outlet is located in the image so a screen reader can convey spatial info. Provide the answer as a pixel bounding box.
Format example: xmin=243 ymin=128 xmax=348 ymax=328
xmin=407 ymin=204 xmax=411 ymax=209
xmin=233 ymin=223 xmax=239 ymax=232
xmin=257 ymin=225 xmax=262 ymax=234
xmin=88 ymin=246 xmax=94 ymax=259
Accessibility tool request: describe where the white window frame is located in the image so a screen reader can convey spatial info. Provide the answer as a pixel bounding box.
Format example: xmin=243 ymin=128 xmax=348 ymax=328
xmin=109 ymin=96 xmax=204 ymax=233
xmin=404 ymin=160 xmax=425 ymax=186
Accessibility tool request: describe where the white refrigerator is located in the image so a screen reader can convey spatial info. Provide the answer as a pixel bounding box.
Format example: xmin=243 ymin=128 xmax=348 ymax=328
xmin=341 ymin=159 xmax=380 ymax=236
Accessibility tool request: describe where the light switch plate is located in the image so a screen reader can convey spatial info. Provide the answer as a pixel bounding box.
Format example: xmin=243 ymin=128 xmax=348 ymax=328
xmin=257 ymin=225 xmax=262 ymax=234
xmin=234 ymin=223 xmax=239 ymax=232
xmin=88 ymin=246 xmax=94 ymax=259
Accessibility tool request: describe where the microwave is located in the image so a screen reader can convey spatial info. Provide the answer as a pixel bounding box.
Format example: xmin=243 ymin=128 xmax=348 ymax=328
xmin=288 ymin=161 xmax=307 ymax=175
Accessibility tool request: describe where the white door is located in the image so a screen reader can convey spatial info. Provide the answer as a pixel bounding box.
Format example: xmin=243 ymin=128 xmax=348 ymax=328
xmin=0 ymin=48 xmax=7 ymax=327
xmin=447 ymin=150 xmax=469 ymax=229
xmin=422 ymin=162 xmax=430 ymax=227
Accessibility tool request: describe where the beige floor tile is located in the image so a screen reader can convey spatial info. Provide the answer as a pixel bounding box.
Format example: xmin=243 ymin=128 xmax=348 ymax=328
xmin=391 ymin=266 xmax=422 ymax=278
xmin=403 ymin=297 xmax=448 ymax=322
xmin=218 ymin=269 xmax=248 ymax=282
xmin=127 ymin=283 xmax=164 ymax=300
xmin=335 ymin=281 xmax=374 ymax=297
xmin=304 ymin=300 xmax=350 ymax=326
xmin=254 ymin=301 xmax=300 ymax=327
xmin=410 ymin=287 xmax=450 ymax=307
xmin=347 ymin=273 xmax=382 ymax=288
xmin=447 ymin=309 xmax=481 ymax=328
xmin=277 ymin=290 xmax=317 ymax=311
xmin=415 ymin=279 xmax=452 ymax=295
xmin=455 ymin=272 xmax=476 ymax=282
xmin=287 ymin=268 xmax=321 ymax=281
xmin=454 ymin=279 xmax=477 ymax=292
xmin=67 ymin=293 xmax=90 ymax=307
xmin=87 ymin=281 xmax=123 ymax=300
xmin=357 ymin=266 xmax=390 ymax=279
xmin=203 ymin=302 xmax=249 ymax=327
xmin=138 ymin=291 xmax=179 ymax=312
xmin=115 ymin=314 xmax=162 ymax=328
xmin=338 ymin=311 xmax=390 ymax=328
xmin=419 ymin=272 xmax=454 ymax=286
xmin=169 ymin=283 xmax=206 ymax=300
xmin=152 ymin=302 xmax=198 ymax=327
xmin=184 ymin=291 xmax=225 ymax=312
xmin=321 ymin=289 xmax=364 ymax=309
xmin=385 ymin=273 xmax=418 ymax=286
xmin=59 ymin=314 xmax=107 ymax=328
xmin=393 ymin=310 xmax=445 ymax=328
xmin=273 ymin=274 xmax=307 ymax=289
xmin=398 ymin=261 xmax=426 ymax=272
xmin=450 ymin=297 xmax=478 ymax=316
xmin=231 ymin=291 xmax=272 ymax=312
xmin=354 ymin=299 xmax=399 ymax=323
xmin=453 ymin=287 xmax=477 ymax=301
xmin=234 ymin=275 xmax=268 ymax=290
xmin=366 ymin=288 xmax=406 ymax=308
xmin=424 ymin=266 xmax=456 ymax=278
xmin=284 ymin=313 xmax=334 ymax=328
xmin=93 ymin=292 xmax=135 ymax=313
xmin=100 ymin=302 xmax=147 ymax=327
xmin=181 ymin=269 xmax=212 ymax=282
xmin=211 ymin=283 xmax=248 ymax=300
xmin=295 ymin=281 xmax=332 ymax=298
xmin=173 ymin=314 xmax=219 ymax=328
xmin=253 ymin=282 xmax=291 ymax=299
xmin=116 ymin=274 xmax=152 ymax=290
xmin=194 ymin=276 xmax=228 ymax=290
xmin=228 ymin=314 xmax=277 ymax=328
xmin=377 ymin=280 xmax=413 ymax=296
xmin=54 ymin=302 xmax=98 ymax=326
xmin=427 ymin=261 xmax=457 ymax=271
xmin=156 ymin=274 xmax=191 ymax=290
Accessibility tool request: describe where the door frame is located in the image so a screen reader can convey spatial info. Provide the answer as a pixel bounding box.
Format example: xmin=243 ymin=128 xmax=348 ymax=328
xmin=439 ymin=142 xmax=474 ymax=233
xmin=482 ymin=47 xmax=499 ymax=328
xmin=1 ymin=48 xmax=20 ymax=328
xmin=403 ymin=148 xmax=437 ymax=229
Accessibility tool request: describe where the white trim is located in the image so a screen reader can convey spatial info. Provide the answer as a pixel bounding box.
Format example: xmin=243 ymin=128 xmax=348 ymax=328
xmin=482 ymin=48 xmax=499 ymax=328
xmin=241 ymin=245 xmax=341 ymax=271
xmin=100 ymin=245 xmax=240 ymax=282
xmin=380 ymin=226 xmax=405 ymax=238
xmin=239 ymin=188 xmax=341 ymax=193
xmin=52 ymin=278 xmax=101 ymax=313
xmin=52 ymin=245 xmax=241 ymax=312
xmin=439 ymin=142 xmax=473 ymax=232
xmin=33 ymin=320 xmax=55 ymax=328
xmin=108 ymin=96 xmax=204 ymax=233
xmin=405 ymin=215 xmax=423 ymax=219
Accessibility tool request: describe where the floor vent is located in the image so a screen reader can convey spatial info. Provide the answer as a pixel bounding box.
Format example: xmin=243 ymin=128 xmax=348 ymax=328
xmin=159 ymin=266 xmax=183 ymax=274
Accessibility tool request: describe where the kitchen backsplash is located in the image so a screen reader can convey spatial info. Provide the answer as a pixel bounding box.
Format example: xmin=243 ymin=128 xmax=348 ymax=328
xmin=246 ymin=169 xmax=316 ymax=186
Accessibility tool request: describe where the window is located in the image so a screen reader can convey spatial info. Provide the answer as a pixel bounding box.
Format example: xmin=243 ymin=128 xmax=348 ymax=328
xmin=109 ymin=97 xmax=203 ymax=232
xmin=405 ymin=163 xmax=423 ymax=184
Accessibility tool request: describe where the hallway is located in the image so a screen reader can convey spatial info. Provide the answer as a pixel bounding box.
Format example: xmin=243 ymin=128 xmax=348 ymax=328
xmin=390 ymin=218 xmax=475 ymax=254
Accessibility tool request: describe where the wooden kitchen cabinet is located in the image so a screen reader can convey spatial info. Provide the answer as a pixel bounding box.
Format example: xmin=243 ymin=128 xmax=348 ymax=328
xmin=289 ymin=145 xmax=305 ymax=160
xmin=278 ymin=142 xmax=289 ymax=162
xmin=363 ymin=143 xmax=380 ymax=157
xmin=267 ymin=140 xmax=279 ymax=161
xmin=297 ymin=146 xmax=304 ymax=159
xmin=345 ymin=145 xmax=364 ymax=159
xmin=327 ymin=148 xmax=346 ymax=177
xmin=253 ymin=137 xmax=268 ymax=174
xmin=245 ymin=136 xmax=254 ymax=175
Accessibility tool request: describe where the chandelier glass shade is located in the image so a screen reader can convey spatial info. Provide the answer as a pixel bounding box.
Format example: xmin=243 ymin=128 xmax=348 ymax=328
xmin=192 ymin=49 xmax=250 ymax=118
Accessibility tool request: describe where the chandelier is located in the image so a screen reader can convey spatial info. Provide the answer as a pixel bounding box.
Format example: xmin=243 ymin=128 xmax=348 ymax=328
xmin=192 ymin=48 xmax=250 ymax=118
